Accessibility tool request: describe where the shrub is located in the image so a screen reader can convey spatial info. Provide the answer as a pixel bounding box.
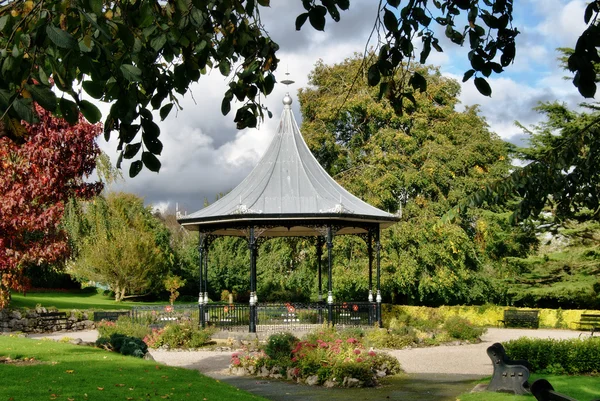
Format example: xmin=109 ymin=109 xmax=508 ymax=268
xmin=364 ymin=328 xmax=418 ymax=349
xmin=231 ymin=329 xmax=402 ymax=387
xmin=264 ymin=332 xmax=298 ymax=360
xmin=97 ymin=316 xmax=151 ymax=339
xmin=96 ymin=333 xmax=148 ymax=358
xmin=504 ymin=337 xmax=600 ymax=375
xmin=143 ymin=321 xmax=214 ymax=349
xmin=443 ymin=316 xmax=485 ymax=341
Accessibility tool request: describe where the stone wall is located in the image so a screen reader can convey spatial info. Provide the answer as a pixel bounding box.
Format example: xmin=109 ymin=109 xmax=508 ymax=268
xmin=0 ymin=307 xmax=95 ymax=333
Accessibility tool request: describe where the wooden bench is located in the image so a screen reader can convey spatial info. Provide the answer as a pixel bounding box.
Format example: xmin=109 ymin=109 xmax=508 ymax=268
xmin=499 ymin=309 xmax=539 ymax=329
xmin=574 ymin=314 xmax=600 ymax=336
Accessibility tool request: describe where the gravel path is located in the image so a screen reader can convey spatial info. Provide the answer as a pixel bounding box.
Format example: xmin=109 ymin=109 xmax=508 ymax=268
xmin=28 ymin=327 xmax=589 ymax=378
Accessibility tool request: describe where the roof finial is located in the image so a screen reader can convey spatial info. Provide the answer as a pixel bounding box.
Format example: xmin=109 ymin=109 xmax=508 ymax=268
xmin=281 ymin=70 xmax=294 ymax=106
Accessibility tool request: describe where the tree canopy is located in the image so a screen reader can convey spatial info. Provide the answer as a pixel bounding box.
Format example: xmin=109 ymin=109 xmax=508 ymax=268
xmin=65 ymin=192 xmax=173 ymax=301
xmin=299 ymin=56 xmax=535 ymax=305
xmin=0 ymin=104 xmax=101 ymax=307
xmin=1 ymin=0 xmax=598 ymax=177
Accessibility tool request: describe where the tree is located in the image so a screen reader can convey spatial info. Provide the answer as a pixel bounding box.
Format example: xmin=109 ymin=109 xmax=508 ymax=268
xmin=299 ymin=56 xmax=532 ymax=305
xmin=66 ymin=192 xmax=173 ymax=302
xmin=1 ymin=0 xmax=598 ymax=177
xmin=0 ymin=104 xmax=102 ymax=307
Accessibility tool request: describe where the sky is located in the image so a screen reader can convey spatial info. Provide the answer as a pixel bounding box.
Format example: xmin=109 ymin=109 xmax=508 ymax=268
xmin=96 ymin=0 xmax=589 ymax=215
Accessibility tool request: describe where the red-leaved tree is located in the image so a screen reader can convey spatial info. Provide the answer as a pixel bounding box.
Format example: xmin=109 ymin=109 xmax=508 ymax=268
xmin=0 ymin=104 xmax=103 ymax=307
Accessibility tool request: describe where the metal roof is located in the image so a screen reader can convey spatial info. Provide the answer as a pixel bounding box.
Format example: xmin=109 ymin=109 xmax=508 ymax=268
xmin=178 ymin=93 xmax=400 ymax=236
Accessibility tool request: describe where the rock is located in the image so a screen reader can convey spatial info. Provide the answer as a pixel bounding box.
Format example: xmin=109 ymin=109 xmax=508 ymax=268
xmin=375 ymin=369 xmax=387 ymax=378
xmin=470 ymin=383 xmax=488 ymax=393
xmin=10 ymin=311 xmax=22 ymax=320
xmin=271 ymin=373 xmax=283 ymax=379
xmin=69 ymin=338 xmax=83 ymax=345
xmin=230 ymin=367 xmax=247 ymax=376
xmin=305 ymin=375 xmax=319 ymax=386
xmin=286 ymin=367 xmax=298 ymax=380
xmin=323 ymin=380 xmax=337 ymax=388
xmin=342 ymin=377 xmax=360 ymax=388
xmin=258 ymin=366 xmax=270 ymax=377
xmin=143 ymin=353 xmax=155 ymax=361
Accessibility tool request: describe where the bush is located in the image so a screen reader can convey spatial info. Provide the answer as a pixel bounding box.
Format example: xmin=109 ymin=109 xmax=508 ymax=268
xmin=143 ymin=321 xmax=214 ymax=349
xmin=504 ymin=337 xmax=600 ymax=375
xmin=443 ymin=316 xmax=485 ymax=341
xmin=364 ymin=328 xmax=418 ymax=349
xmin=231 ymin=329 xmax=402 ymax=387
xmin=264 ymin=332 xmax=298 ymax=360
xmin=96 ymin=333 xmax=148 ymax=358
xmin=97 ymin=316 xmax=151 ymax=339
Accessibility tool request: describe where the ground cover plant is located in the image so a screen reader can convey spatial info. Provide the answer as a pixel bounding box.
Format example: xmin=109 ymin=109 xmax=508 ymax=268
xmin=0 ymin=335 xmax=267 ymax=401
xmin=456 ymin=374 xmax=600 ymax=401
xmin=230 ymin=328 xmax=402 ymax=387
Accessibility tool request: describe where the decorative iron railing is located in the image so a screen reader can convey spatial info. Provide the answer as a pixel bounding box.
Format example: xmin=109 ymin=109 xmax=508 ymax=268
xmin=130 ymin=304 xmax=199 ymax=327
xmin=131 ymin=302 xmax=377 ymax=332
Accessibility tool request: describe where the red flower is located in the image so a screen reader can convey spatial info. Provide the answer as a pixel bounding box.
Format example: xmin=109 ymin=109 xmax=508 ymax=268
xmin=368 ymin=351 xmax=376 ymax=356
xmin=353 ymin=349 xmax=361 ymax=355
xmin=356 ymin=357 xmax=363 ymax=362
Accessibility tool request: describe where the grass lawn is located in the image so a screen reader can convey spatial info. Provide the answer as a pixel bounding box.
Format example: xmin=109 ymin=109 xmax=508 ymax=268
xmin=0 ymin=335 xmax=267 ymax=401
xmin=457 ymin=374 xmax=600 ymax=401
xmin=9 ymin=291 xmax=186 ymax=311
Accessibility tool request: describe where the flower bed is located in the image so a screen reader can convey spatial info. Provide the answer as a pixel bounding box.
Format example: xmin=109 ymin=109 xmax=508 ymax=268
xmin=229 ymin=329 xmax=402 ymax=387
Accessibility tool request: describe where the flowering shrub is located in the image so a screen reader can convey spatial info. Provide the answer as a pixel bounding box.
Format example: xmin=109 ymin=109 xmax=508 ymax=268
xmin=97 ymin=316 xmax=150 ymax=339
xmin=230 ymin=329 xmax=401 ymax=387
xmin=142 ymin=321 xmax=214 ymax=349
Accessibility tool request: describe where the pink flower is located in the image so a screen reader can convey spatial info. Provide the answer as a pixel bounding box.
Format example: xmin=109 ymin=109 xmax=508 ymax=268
xmin=232 ymin=358 xmax=241 ymax=366
xmin=291 ymin=357 xmax=297 ymax=362
xmin=346 ymin=338 xmax=356 ymax=344
xmin=368 ymin=351 xmax=376 ymax=356
xmin=353 ymin=349 xmax=361 ymax=355
xmin=319 ymin=342 xmax=328 ymax=348
xmin=356 ymin=357 xmax=363 ymax=362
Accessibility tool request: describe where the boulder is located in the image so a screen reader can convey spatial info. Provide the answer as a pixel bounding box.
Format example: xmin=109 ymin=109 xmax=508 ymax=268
xmin=305 ymin=375 xmax=319 ymax=386
xmin=323 ymin=380 xmax=337 ymax=388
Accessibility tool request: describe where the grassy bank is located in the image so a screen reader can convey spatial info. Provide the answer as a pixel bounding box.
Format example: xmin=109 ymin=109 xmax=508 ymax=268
xmin=9 ymin=291 xmax=186 ymax=311
xmin=0 ymin=335 xmax=267 ymax=401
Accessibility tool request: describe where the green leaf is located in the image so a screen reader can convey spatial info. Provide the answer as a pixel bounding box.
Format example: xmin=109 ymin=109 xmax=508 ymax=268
xmin=142 ymin=151 xmax=161 ymax=172
xmin=337 ymin=0 xmax=350 ymax=10
xmin=367 ymin=63 xmax=380 ymax=86
xmin=141 ymin=118 xmax=160 ymax=139
xmin=80 ymin=100 xmax=102 ymax=123
xmin=221 ymin=97 xmax=231 ymax=116
xmin=462 ymin=69 xmax=475 ymax=82
xmin=82 ymin=80 xmax=105 ymax=99
xmin=88 ymin=0 xmax=103 ymax=15
xmin=143 ymin=135 xmax=163 ymax=155
xmin=58 ymin=98 xmax=79 ymax=124
xmin=387 ymin=0 xmax=401 ymax=8
xmin=150 ymin=34 xmax=167 ymax=52
xmin=26 ymin=84 xmax=57 ymax=112
xmin=12 ymin=98 xmax=35 ymax=122
xmin=120 ymin=64 xmax=143 ymax=82
xmin=308 ymin=6 xmax=327 ymax=31
xmin=38 ymin=68 xmax=50 ymax=85
xmin=129 ymin=160 xmax=143 ymax=177
xmin=46 ymin=25 xmax=77 ymax=49
xmin=160 ymin=103 xmax=174 ymax=120
xmin=409 ymin=71 xmax=427 ymax=92
xmin=295 ymin=12 xmax=309 ymax=30
xmin=383 ymin=8 xmax=398 ymax=32
xmin=219 ymin=61 xmax=231 ymax=76
xmin=124 ymin=142 xmax=142 ymax=159
xmin=257 ymin=0 xmax=270 ymax=6
xmin=474 ymin=77 xmax=492 ymax=97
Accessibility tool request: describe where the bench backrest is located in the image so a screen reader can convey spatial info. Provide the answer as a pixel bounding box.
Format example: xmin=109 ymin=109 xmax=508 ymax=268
xmin=504 ymin=309 xmax=539 ymax=319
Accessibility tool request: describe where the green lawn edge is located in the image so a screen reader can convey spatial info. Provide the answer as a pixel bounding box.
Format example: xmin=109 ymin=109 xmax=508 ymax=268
xmin=0 ymin=335 xmax=267 ymax=401
xmin=9 ymin=291 xmax=195 ymax=311
xmin=457 ymin=374 xmax=600 ymax=401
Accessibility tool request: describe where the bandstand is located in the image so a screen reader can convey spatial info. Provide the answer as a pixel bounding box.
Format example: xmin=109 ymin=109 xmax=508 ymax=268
xmin=177 ymin=83 xmax=400 ymax=333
